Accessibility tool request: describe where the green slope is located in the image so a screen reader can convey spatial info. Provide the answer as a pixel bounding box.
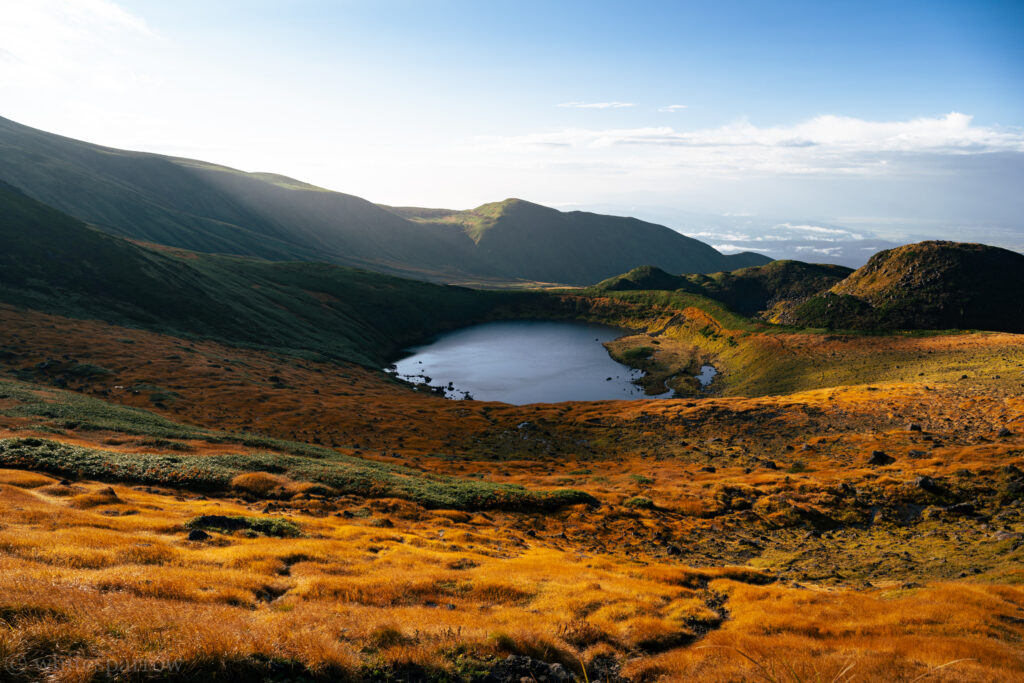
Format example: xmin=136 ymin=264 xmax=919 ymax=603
xmin=0 ymin=181 xmax=523 ymax=366
xmin=790 ymin=241 xmax=1024 ymax=332
xmin=594 ymin=260 xmax=853 ymax=318
xmin=391 ymin=198 xmax=770 ymax=284
xmin=592 ymin=265 xmax=693 ymax=292
xmin=0 ymin=115 xmax=479 ymax=279
xmin=0 ymin=115 xmax=770 ymax=286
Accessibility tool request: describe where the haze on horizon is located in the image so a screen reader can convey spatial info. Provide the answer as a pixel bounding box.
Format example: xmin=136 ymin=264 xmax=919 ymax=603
xmin=1 ymin=0 xmax=1021 ymax=266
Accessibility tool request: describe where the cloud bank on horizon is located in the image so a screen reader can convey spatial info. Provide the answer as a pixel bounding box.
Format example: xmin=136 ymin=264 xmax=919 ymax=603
xmin=0 ymin=0 xmax=1021 ymax=266
xmin=472 ymin=112 xmax=1024 ymax=175
xmin=469 ymin=111 xmax=1024 ymax=264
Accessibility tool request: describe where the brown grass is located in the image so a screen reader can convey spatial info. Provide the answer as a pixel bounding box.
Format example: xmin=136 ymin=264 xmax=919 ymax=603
xmin=0 ymin=304 xmax=1022 ymax=680
xmin=0 ymin=474 xmax=1021 ymax=681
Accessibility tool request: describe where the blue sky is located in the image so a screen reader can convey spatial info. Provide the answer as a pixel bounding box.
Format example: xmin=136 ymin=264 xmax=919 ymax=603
xmin=1 ymin=0 xmax=1022 ymax=264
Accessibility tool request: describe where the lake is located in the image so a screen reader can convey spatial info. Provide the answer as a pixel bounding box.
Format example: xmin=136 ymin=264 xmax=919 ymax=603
xmin=391 ymin=320 xmax=655 ymax=404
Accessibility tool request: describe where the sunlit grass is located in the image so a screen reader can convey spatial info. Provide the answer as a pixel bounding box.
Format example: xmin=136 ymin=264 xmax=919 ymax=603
xmin=0 ymin=471 xmax=1021 ymax=681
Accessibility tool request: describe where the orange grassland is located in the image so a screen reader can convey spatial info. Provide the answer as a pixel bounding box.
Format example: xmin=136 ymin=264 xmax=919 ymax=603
xmin=0 ymin=304 xmax=1022 ymax=682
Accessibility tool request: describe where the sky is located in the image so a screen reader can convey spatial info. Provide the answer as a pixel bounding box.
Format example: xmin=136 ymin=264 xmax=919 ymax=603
xmin=1 ymin=0 xmax=1022 ymax=265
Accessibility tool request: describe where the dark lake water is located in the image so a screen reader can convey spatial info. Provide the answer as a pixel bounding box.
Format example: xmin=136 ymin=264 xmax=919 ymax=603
xmin=391 ymin=320 xmax=653 ymax=404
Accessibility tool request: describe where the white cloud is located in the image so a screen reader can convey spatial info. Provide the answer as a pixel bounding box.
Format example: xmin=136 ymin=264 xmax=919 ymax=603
xmin=711 ymin=244 xmax=777 ymax=254
xmin=69 ymin=0 xmax=151 ymax=35
xmin=472 ymin=113 xmax=1024 ymax=177
xmin=557 ymin=101 xmax=636 ymax=109
xmin=775 ymin=223 xmax=864 ymax=240
xmin=658 ymin=104 xmax=688 ymax=113
xmin=0 ymin=0 xmax=153 ymax=90
xmin=0 ymin=0 xmax=174 ymax=153
xmin=691 ymin=230 xmax=757 ymax=241
xmin=0 ymin=0 xmax=152 ymax=48
xmin=795 ymin=246 xmax=843 ymax=256
xmin=691 ymin=224 xmax=865 ymax=245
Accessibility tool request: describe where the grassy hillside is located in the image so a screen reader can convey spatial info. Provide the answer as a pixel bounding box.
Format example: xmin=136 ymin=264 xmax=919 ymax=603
xmin=594 ymin=260 xmax=852 ymax=318
xmin=791 ymin=241 xmax=1024 ymax=332
xmin=392 ymin=198 xmax=770 ymax=285
xmin=0 ymin=377 xmax=593 ymax=511
xmin=0 ymin=116 xmax=479 ymax=281
xmin=0 ymin=115 xmax=771 ymax=286
xmin=0 ymin=181 xmax=524 ymax=366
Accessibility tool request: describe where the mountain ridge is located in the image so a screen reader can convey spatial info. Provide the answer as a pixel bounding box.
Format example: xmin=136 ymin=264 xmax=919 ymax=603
xmin=0 ymin=179 xmax=522 ymax=366
xmin=382 ymin=198 xmax=770 ymax=283
xmin=592 ymin=260 xmax=855 ymax=319
xmin=0 ymin=115 xmax=770 ymax=286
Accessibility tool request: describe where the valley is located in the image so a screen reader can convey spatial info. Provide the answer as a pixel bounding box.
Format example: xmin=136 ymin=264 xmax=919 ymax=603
xmin=0 ymin=291 xmax=1022 ymax=681
xmin=0 ymin=118 xmax=1022 ymax=682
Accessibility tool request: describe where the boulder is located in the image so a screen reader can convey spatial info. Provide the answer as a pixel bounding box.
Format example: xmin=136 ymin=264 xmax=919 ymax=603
xmin=484 ymin=655 xmax=575 ymax=683
xmin=868 ymin=450 xmax=895 ymax=466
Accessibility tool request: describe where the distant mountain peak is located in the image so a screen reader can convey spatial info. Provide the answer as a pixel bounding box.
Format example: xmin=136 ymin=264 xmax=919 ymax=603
xmin=0 ymin=115 xmax=772 ymax=287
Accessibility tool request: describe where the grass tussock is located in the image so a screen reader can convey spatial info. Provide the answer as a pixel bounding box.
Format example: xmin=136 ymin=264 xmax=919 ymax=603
xmin=186 ymin=515 xmax=303 ymax=538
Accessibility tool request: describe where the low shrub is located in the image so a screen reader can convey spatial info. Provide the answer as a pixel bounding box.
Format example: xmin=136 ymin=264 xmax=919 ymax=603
xmin=185 ymin=515 xmax=302 ymax=538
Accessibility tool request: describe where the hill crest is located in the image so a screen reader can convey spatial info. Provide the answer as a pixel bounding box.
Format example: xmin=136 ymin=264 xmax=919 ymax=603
xmin=0 ymin=115 xmax=771 ymax=287
xmin=793 ymin=240 xmax=1024 ymax=332
xmin=594 ymin=260 xmax=854 ymax=319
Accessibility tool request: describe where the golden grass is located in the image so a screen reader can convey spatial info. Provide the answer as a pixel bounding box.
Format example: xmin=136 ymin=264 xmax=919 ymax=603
xmin=0 ymin=468 xmax=56 ymax=489
xmin=0 ymin=475 xmax=1021 ymax=681
xmin=1 ymin=305 xmax=1023 ymax=680
xmin=626 ymin=580 xmax=1024 ymax=682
